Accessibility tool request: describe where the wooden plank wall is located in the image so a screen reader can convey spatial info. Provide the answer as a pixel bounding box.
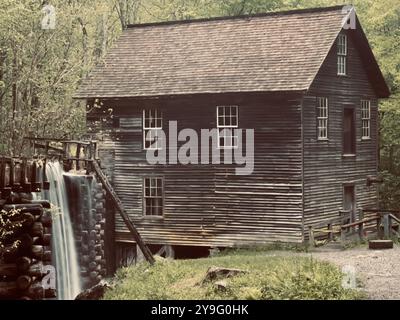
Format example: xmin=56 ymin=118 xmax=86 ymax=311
xmin=88 ymin=93 xmax=304 ymax=247
xmin=302 ymin=29 xmax=379 ymax=231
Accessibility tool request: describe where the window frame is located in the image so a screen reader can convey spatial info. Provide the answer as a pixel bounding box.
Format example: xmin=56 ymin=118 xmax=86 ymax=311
xmin=337 ymin=34 xmax=347 ymax=76
xmin=216 ymin=105 xmax=239 ymax=149
xmin=143 ymin=109 xmax=163 ymax=150
xmin=142 ymin=176 xmax=164 ymax=217
xmin=361 ymin=100 xmax=371 ymax=140
xmin=317 ymin=97 xmax=329 ymax=140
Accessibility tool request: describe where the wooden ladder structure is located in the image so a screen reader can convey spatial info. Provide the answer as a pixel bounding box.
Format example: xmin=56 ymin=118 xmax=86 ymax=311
xmin=91 ymin=160 xmax=155 ymax=265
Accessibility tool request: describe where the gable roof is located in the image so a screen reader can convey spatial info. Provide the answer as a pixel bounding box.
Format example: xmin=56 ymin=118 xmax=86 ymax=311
xmin=74 ymin=5 xmax=389 ymax=99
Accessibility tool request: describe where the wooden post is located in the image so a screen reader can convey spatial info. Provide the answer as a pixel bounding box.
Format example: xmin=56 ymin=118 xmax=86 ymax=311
xmin=327 ymin=223 xmax=333 ymax=241
xmin=93 ymin=141 xmax=98 ymax=160
xmin=9 ymin=158 xmax=14 ymax=187
xmin=76 ymin=143 xmax=81 ymax=171
xmin=358 ymin=221 xmax=364 ymax=242
xmin=376 ymin=216 xmax=382 ymax=239
xmin=341 ymin=227 xmax=346 ymax=246
xmin=388 ymin=214 xmax=393 ymax=237
xmin=42 ymin=158 xmax=47 ymax=183
xmin=383 ymin=213 xmax=390 ymax=239
xmin=45 ymin=141 xmax=49 ymax=156
xmin=308 ymin=226 xmax=315 ymax=247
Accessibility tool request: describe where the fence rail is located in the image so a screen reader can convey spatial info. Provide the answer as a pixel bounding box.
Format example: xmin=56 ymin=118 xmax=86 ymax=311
xmin=309 ymin=209 xmax=400 ymax=247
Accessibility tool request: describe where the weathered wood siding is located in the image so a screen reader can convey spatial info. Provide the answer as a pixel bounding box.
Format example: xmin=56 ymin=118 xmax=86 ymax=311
xmin=302 ymin=30 xmax=379 ymax=231
xmin=88 ymin=93 xmax=304 ymax=247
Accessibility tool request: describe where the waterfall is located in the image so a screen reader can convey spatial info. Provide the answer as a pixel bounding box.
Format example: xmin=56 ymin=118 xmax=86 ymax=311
xmin=35 ymin=162 xmax=82 ymax=300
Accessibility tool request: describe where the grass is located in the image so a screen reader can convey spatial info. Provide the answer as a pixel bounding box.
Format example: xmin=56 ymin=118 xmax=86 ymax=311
xmin=103 ymin=250 xmax=364 ymax=300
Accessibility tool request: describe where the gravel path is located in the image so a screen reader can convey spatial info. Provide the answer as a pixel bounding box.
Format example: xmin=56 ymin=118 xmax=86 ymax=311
xmin=267 ymin=245 xmax=400 ymax=300
xmin=308 ymin=246 xmax=400 ymax=300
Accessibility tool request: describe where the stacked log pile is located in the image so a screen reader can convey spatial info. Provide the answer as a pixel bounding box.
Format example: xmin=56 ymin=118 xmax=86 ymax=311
xmin=0 ymin=195 xmax=55 ymax=300
xmin=76 ymin=179 xmax=107 ymax=289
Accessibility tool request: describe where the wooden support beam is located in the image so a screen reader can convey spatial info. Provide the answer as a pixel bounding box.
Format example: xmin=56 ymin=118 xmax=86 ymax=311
xmin=91 ymin=160 xmax=155 ymax=265
xmin=21 ymin=158 xmax=27 ymax=184
xmin=76 ymin=143 xmax=81 ymax=171
xmin=9 ymin=158 xmax=14 ymax=187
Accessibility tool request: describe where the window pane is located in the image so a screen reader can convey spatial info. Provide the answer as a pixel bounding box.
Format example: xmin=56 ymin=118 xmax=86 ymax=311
xmin=144 ymin=178 xmax=163 ymax=215
xmin=143 ymin=109 xmax=163 ymax=150
xmin=219 ymin=136 xmax=225 ymax=147
xmin=231 ymin=115 xmax=237 ymax=126
xmin=217 ymin=106 xmax=239 ymax=148
xmin=338 ymin=35 xmax=347 ymax=55
xmin=317 ymin=98 xmax=328 ymax=139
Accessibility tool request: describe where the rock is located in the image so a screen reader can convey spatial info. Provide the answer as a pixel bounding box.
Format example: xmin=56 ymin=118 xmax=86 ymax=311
xmin=74 ymin=280 xmax=110 ymax=300
xmin=201 ymin=266 xmax=247 ymax=284
xmin=214 ymin=280 xmax=228 ymax=291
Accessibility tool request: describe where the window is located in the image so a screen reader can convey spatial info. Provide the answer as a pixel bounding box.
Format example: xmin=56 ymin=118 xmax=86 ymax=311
xmin=361 ymin=100 xmax=371 ymax=139
xmin=337 ymin=34 xmax=347 ymax=75
xmin=143 ymin=109 xmax=162 ymax=150
xmin=217 ymin=106 xmax=238 ymax=149
xmin=143 ymin=177 xmax=163 ymax=216
xmin=343 ymin=107 xmax=356 ymax=155
xmin=317 ymin=97 xmax=329 ymax=140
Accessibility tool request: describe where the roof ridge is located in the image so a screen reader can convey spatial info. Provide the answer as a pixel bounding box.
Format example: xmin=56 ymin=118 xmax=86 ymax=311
xmin=127 ymin=4 xmax=350 ymax=29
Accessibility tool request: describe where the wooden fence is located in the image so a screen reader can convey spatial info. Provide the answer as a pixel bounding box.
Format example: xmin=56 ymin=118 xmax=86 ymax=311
xmin=309 ymin=209 xmax=400 ymax=247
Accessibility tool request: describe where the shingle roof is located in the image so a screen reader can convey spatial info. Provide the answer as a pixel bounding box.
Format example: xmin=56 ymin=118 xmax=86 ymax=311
xmin=74 ymin=5 xmax=388 ymax=99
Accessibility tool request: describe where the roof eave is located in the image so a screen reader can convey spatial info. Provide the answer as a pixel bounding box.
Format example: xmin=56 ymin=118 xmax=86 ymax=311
xmin=354 ymin=15 xmax=391 ymax=98
xmin=72 ymin=89 xmax=308 ymax=101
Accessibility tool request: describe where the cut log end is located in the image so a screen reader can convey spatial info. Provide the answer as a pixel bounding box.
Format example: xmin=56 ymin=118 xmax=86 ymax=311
xmin=369 ymin=240 xmax=394 ymax=250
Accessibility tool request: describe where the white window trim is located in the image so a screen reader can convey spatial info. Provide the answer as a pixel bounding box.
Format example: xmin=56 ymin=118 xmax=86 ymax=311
xmin=361 ymin=100 xmax=371 ymax=139
xmin=216 ymin=106 xmax=239 ymax=149
xmin=337 ymin=34 xmax=347 ymax=76
xmin=143 ymin=109 xmax=163 ymax=150
xmin=317 ymin=97 xmax=329 ymax=140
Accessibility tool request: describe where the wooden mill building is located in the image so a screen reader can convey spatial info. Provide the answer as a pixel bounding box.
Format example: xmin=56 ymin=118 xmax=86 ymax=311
xmin=74 ymin=6 xmax=390 ymax=261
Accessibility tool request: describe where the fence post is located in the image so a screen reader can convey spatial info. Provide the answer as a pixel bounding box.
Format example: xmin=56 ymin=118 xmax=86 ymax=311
xmin=377 ymin=216 xmax=382 ymax=239
xmin=308 ymin=226 xmax=315 ymax=247
xmin=341 ymin=227 xmax=346 ymax=246
xmin=358 ymin=221 xmax=364 ymax=242
xmin=328 ymin=223 xmax=333 ymax=241
xmin=383 ymin=213 xmax=391 ymax=238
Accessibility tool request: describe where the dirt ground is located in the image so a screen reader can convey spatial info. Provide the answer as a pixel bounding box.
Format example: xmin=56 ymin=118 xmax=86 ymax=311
xmin=267 ymin=245 xmax=400 ymax=300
